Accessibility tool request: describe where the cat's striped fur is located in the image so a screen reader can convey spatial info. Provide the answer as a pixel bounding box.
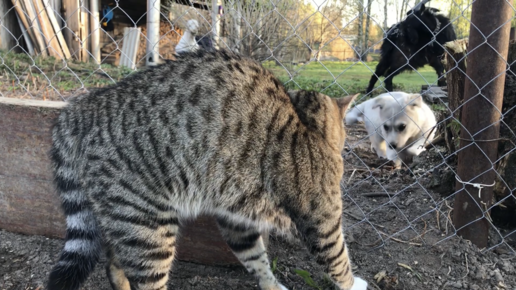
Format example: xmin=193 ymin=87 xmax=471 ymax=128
xmin=47 ymin=50 xmax=367 ymax=290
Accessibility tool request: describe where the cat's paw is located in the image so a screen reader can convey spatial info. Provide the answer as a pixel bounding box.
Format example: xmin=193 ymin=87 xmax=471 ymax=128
xmin=261 ymin=283 xmax=288 ymax=290
xmin=350 ymin=277 xmax=368 ymax=290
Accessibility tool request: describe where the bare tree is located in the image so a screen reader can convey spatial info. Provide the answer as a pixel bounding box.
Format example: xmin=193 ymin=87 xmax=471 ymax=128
xmin=356 ymin=0 xmax=364 ymax=59
xmin=166 ymin=0 xmax=296 ymax=61
xmin=290 ymin=0 xmax=349 ymax=61
xmin=384 ymin=0 xmax=389 ymax=30
xmin=363 ymin=0 xmax=374 ymax=60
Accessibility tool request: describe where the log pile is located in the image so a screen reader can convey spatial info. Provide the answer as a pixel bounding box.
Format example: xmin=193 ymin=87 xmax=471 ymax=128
xmin=11 ymin=0 xmax=70 ymax=59
xmin=102 ymin=22 xmax=183 ymax=67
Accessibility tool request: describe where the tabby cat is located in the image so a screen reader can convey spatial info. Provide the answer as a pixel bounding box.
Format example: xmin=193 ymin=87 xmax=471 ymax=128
xmin=47 ymin=50 xmax=368 ymax=290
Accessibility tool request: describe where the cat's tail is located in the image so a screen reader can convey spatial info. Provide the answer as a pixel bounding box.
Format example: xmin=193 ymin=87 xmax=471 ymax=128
xmin=47 ymin=112 xmax=102 ymax=290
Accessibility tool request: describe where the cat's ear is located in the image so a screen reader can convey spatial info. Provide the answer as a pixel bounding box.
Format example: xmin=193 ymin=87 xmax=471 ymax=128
xmin=335 ymin=93 xmax=359 ymax=115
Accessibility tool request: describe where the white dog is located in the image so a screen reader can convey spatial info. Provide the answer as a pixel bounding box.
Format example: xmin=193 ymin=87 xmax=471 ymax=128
xmin=345 ymin=92 xmax=437 ymax=168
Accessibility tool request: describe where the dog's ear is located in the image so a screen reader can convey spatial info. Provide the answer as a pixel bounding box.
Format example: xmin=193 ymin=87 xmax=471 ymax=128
xmin=336 ymin=93 xmax=359 ymax=113
xmin=406 ymin=94 xmax=423 ymax=107
xmin=372 ymin=98 xmax=386 ymax=110
xmin=286 ymin=90 xmax=300 ymax=101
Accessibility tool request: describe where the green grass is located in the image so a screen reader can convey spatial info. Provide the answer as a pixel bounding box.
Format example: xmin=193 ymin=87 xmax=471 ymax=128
xmin=1 ymin=50 xmax=438 ymax=102
xmin=262 ymin=60 xmax=439 ymax=99
xmin=0 ymin=50 xmax=134 ymax=100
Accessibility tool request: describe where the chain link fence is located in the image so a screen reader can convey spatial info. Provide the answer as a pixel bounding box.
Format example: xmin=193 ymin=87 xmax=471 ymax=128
xmin=1 ymin=0 xmax=516 ymax=286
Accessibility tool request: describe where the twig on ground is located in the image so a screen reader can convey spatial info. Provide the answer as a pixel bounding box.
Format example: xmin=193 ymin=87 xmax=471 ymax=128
xmin=345 ymin=168 xmax=369 ymax=172
xmin=461 ymin=253 xmax=469 ymax=280
xmin=369 ymin=281 xmax=382 ymax=290
xmin=362 ymin=192 xmax=392 ymax=198
xmin=425 ymin=135 xmax=445 ymax=149
xmin=347 ymin=169 xmax=357 ymax=184
xmin=343 ymin=211 xmax=363 ymax=221
xmin=398 ymin=263 xmax=423 ymax=281
xmin=410 ymin=220 xmax=428 ymax=242
xmin=380 ymin=231 xmax=423 ymax=246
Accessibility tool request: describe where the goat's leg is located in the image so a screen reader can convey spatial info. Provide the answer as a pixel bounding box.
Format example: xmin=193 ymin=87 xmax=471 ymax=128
xmin=428 ymin=55 xmax=446 ymax=87
xmin=383 ymin=66 xmax=405 ymax=92
xmin=366 ymin=59 xmax=390 ymax=94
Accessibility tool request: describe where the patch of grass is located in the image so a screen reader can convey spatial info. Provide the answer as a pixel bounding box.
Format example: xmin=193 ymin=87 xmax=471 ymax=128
xmin=0 ymin=50 xmax=134 ymax=100
xmin=293 ymin=269 xmax=321 ymax=290
xmin=262 ymin=60 xmax=438 ymax=99
xmin=271 ymin=257 xmax=278 ymax=273
xmin=431 ymin=103 xmax=448 ymax=112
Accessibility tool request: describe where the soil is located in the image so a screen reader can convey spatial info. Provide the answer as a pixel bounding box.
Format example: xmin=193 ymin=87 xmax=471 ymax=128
xmin=1 ymin=122 xmax=516 ymax=290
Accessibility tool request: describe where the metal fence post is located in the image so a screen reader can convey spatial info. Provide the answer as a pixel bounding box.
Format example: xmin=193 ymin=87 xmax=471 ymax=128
xmin=452 ymin=0 xmax=513 ymax=248
xmin=146 ymin=0 xmax=161 ymax=66
xmin=89 ymin=0 xmax=100 ymax=63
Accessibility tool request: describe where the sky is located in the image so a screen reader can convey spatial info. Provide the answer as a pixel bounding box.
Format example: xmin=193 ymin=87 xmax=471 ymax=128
xmin=306 ymin=0 xmax=451 ymax=28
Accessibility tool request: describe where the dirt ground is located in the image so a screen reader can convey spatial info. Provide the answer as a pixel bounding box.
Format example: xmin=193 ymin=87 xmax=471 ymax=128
xmin=1 ymin=124 xmax=516 ymax=290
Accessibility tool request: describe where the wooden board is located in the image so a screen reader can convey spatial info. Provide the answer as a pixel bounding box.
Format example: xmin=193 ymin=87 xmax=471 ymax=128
xmin=33 ymin=0 xmax=63 ymax=58
xmin=62 ymin=0 xmax=80 ymax=60
xmin=11 ymin=0 xmax=39 ymax=54
xmin=79 ymin=0 xmax=89 ymax=61
xmin=119 ymin=27 xmax=140 ymax=70
xmin=42 ymin=0 xmax=71 ymax=59
xmin=17 ymin=14 xmax=35 ymax=54
xmin=0 ymin=98 xmax=241 ymax=266
xmin=19 ymin=0 xmax=48 ymax=56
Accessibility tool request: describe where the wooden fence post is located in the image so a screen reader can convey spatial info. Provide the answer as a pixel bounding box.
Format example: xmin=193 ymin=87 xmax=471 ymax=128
xmin=452 ymin=0 xmax=513 ymax=248
xmin=89 ymin=0 xmax=100 ymax=63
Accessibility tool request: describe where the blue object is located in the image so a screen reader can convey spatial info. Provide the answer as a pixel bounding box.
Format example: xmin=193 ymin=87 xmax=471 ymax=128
xmin=102 ymin=6 xmax=114 ymax=23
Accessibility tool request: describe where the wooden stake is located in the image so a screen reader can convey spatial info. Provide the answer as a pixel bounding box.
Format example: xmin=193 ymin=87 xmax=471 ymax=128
xmin=42 ymin=0 xmax=71 ymax=59
xmin=20 ymin=0 xmax=48 ymax=56
xmin=33 ymin=0 xmax=63 ymax=58
xmin=11 ymin=0 xmax=40 ymax=54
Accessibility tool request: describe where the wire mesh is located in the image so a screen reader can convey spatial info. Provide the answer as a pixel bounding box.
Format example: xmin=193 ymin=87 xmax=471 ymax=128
xmin=1 ymin=0 xmax=516 ymax=261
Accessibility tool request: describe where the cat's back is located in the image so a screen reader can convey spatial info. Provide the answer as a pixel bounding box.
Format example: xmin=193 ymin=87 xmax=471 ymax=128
xmin=55 ymin=50 xmax=298 ymax=175
xmin=64 ymin=50 xmax=292 ymax=123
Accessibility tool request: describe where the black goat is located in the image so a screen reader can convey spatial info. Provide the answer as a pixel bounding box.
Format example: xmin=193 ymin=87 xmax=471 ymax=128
xmin=366 ymin=0 xmax=457 ymax=94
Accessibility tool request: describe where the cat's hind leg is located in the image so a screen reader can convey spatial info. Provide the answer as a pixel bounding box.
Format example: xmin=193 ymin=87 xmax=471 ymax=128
xmin=216 ymin=218 xmax=287 ymax=290
xmin=102 ymin=220 xmax=178 ymax=290
xmin=105 ymin=247 xmax=131 ymax=290
xmin=288 ymin=201 xmax=368 ymax=290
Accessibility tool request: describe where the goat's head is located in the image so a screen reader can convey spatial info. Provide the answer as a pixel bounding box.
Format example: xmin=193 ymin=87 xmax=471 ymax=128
xmin=405 ymin=2 xmax=442 ymax=37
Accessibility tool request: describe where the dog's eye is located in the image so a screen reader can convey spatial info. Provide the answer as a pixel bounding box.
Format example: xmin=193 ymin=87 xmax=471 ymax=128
xmin=383 ymin=124 xmax=390 ymax=131
xmin=398 ymin=124 xmax=406 ymax=132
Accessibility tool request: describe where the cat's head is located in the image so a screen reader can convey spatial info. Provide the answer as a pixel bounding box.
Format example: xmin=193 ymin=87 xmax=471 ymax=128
xmin=287 ymin=90 xmax=358 ymax=151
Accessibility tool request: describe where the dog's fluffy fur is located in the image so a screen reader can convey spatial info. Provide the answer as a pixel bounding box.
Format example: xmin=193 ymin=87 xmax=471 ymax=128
xmin=345 ymin=92 xmax=437 ymax=167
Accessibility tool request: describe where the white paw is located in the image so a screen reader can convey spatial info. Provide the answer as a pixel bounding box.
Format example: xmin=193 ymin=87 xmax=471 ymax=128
xmin=261 ymin=283 xmax=288 ymax=290
xmin=350 ymin=277 xmax=368 ymax=290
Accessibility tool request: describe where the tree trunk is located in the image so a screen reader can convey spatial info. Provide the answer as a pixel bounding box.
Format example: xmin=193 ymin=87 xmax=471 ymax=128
xmin=384 ymin=0 xmax=388 ymax=30
xmin=494 ymin=40 xmax=516 ymax=201
xmin=356 ymin=1 xmax=364 ymax=60
xmin=443 ymin=38 xmax=516 ymax=220
xmin=442 ymin=38 xmax=468 ymax=154
xmin=363 ymin=0 xmax=373 ymax=60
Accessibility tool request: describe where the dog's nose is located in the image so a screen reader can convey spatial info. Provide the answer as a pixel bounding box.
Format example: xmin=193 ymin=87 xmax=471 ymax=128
xmin=390 ymin=142 xmax=397 ymax=149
